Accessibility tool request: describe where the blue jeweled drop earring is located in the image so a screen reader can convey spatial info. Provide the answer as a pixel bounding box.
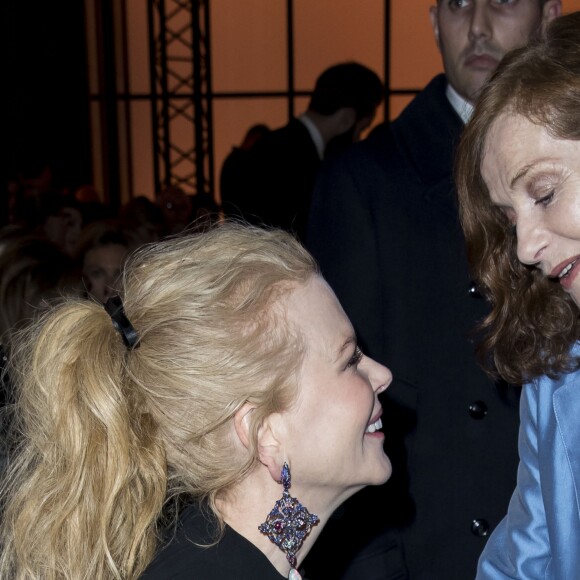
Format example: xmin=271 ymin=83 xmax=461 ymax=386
xmin=258 ymin=463 xmax=319 ymax=580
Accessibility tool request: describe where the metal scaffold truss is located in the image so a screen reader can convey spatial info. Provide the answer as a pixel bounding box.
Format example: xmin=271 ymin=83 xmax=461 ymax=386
xmin=148 ymin=0 xmax=213 ymax=197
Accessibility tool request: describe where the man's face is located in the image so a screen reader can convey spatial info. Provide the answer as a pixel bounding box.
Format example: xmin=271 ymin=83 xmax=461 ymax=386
xmin=430 ymin=0 xmax=561 ymax=103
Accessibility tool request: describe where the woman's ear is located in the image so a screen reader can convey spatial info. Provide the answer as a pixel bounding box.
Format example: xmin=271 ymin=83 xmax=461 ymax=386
xmin=233 ymin=402 xmax=256 ymax=450
xmin=258 ymin=413 xmax=286 ymax=483
xmin=233 ymin=404 xmax=286 ymax=483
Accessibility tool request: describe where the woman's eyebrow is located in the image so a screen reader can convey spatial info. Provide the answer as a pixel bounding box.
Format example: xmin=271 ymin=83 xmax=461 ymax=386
xmin=510 ymin=164 xmax=533 ymax=189
xmin=335 ymin=335 xmax=356 ymax=362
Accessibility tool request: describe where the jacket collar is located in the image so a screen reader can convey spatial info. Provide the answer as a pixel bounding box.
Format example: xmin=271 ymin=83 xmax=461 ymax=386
xmin=392 ymin=74 xmax=463 ymax=188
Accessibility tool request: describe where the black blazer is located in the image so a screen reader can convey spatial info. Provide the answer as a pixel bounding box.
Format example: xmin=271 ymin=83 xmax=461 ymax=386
xmin=221 ymin=118 xmax=320 ymax=240
xmin=305 ymin=75 xmax=520 ymax=579
xmin=141 ymin=504 xmax=285 ymax=579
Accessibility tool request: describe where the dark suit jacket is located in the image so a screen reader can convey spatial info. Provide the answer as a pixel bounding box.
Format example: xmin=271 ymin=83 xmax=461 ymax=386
xmin=305 ymin=75 xmax=520 ymax=579
xmin=221 ymin=118 xmax=320 ymax=240
xmin=141 ymin=503 xmax=286 ymax=579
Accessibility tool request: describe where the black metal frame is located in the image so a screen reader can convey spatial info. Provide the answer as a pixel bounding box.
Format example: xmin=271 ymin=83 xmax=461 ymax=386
xmin=90 ymin=0 xmax=423 ymax=203
xmin=147 ymin=0 xmax=214 ymax=196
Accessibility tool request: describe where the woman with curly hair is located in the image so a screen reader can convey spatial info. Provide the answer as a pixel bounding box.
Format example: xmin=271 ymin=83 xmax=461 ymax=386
xmin=456 ymin=11 xmax=580 ymax=579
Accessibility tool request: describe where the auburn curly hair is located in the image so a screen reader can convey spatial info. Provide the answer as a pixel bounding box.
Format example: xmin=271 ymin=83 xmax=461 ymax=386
xmin=455 ymin=12 xmax=580 ymax=384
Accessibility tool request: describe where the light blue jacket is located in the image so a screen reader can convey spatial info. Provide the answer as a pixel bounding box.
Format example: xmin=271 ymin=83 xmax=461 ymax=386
xmin=477 ymin=347 xmax=580 ymax=579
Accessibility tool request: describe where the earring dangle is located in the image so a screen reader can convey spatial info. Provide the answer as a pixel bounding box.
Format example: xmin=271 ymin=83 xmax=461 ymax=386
xmin=258 ymin=462 xmax=319 ymax=580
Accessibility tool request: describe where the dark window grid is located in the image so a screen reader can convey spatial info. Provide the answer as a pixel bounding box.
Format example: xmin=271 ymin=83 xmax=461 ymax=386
xmin=88 ymin=89 xmax=422 ymax=101
xmin=92 ymin=0 xmax=424 ymax=202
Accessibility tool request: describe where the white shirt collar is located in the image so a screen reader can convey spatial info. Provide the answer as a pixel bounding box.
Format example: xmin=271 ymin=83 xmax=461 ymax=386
xmin=446 ymin=84 xmax=474 ymax=124
xmin=298 ymin=114 xmax=325 ymax=159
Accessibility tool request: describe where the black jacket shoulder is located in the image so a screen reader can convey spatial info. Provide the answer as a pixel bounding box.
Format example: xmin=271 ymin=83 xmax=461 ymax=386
xmin=141 ymin=505 xmax=285 ymax=580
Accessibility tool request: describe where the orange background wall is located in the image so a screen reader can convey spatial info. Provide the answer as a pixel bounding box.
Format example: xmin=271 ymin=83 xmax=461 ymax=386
xmin=209 ymin=0 xmax=580 ymax=202
xmin=110 ymin=0 xmax=580 ymax=201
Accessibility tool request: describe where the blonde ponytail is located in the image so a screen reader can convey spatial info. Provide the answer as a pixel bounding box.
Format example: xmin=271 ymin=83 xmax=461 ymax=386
xmin=0 ymin=301 xmax=166 ymax=579
xmin=0 ymin=224 xmax=318 ymax=578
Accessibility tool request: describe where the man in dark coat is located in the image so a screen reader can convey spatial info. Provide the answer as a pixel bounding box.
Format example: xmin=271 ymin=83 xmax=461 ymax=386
xmin=220 ymin=62 xmax=383 ymax=240
xmin=304 ymin=1 xmax=562 ymax=579
xmin=223 ymin=117 xmax=321 ymax=239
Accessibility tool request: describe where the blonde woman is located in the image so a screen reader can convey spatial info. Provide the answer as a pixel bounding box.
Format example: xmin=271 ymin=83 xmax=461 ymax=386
xmin=0 ymin=224 xmax=392 ymax=579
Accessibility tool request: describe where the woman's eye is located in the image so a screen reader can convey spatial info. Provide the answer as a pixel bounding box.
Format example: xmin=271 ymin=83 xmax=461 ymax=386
xmin=535 ymin=190 xmax=555 ymax=206
xmin=346 ymin=346 xmax=363 ymax=369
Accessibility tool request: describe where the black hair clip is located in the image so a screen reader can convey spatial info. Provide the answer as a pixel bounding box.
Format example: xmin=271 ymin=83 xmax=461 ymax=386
xmin=104 ymin=296 xmax=140 ymax=350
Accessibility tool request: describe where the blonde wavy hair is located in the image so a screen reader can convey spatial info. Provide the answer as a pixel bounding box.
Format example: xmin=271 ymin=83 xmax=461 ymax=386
xmin=0 ymin=223 xmax=318 ymax=579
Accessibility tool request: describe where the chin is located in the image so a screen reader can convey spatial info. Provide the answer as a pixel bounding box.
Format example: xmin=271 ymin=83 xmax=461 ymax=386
xmin=363 ymin=456 xmax=393 ymax=487
xmin=375 ymin=458 xmax=393 ymax=485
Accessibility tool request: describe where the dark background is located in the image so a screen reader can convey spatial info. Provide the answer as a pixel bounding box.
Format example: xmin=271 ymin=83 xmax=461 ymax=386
xmin=3 ymin=1 xmax=92 ymax=225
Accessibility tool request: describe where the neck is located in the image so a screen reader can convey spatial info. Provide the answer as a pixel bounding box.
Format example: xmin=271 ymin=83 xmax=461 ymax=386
xmin=217 ymin=466 xmax=347 ymax=577
xmin=302 ymin=110 xmax=343 ymax=149
xmin=445 ymin=83 xmax=474 ymax=124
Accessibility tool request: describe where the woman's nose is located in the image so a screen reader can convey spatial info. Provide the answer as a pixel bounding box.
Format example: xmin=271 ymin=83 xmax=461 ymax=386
xmin=366 ymin=356 xmax=393 ymax=395
xmin=516 ymin=217 xmax=549 ymax=266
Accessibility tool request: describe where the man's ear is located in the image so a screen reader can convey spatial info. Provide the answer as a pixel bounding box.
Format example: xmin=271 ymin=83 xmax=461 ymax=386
xmin=541 ymin=0 xmax=562 ymax=31
xmin=334 ymin=107 xmax=357 ymax=135
xmin=429 ymin=5 xmax=441 ymax=50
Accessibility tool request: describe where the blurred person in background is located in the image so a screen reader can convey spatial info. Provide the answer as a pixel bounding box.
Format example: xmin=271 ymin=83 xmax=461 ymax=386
xmin=0 ymin=228 xmax=80 ymax=342
xmin=220 ymin=124 xmax=271 ymax=219
xmin=222 ymin=62 xmax=384 ymax=240
xmin=75 ymin=221 xmax=131 ymax=304
xmin=156 ymin=186 xmax=193 ymax=236
xmin=119 ymin=196 xmax=165 ymax=247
